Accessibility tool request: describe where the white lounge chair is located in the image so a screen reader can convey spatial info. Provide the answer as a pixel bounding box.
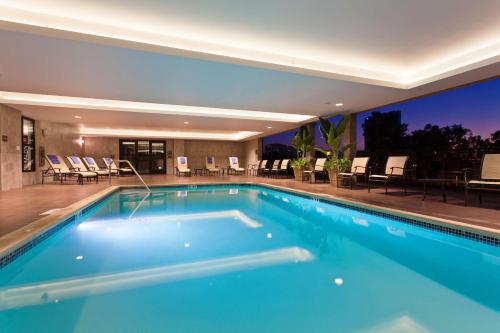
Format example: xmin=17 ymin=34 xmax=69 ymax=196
xmin=465 ymin=153 xmax=500 ymax=206
xmin=338 ymin=157 xmax=370 ymax=189
xmin=176 ymin=156 xmax=191 ymax=176
xmin=229 ymin=157 xmax=245 ymax=175
xmin=102 ymin=157 xmax=133 ymax=176
xmin=368 ymin=156 xmax=409 ymax=194
xmin=42 ymin=154 xmax=97 ymax=184
xmin=303 ymin=158 xmax=327 ymax=183
xmin=205 ymin=156 xmax=220 ymax=175
xmin=67 ymin=156 xmax=106 ymax=181
xmin=82 ymin=156 xmax=112 ymax=176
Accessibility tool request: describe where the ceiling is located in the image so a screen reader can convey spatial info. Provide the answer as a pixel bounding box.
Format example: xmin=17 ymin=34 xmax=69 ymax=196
xmin=0 ymin=0 xmax=499 ymax=140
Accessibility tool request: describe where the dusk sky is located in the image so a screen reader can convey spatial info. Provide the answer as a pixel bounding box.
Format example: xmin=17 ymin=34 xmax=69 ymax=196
xmin=264 ymin=77 xmax=500 ymax=151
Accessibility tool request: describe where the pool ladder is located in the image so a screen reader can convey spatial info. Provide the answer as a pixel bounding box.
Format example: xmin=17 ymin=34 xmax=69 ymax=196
xmin=108 ymin=159 xmax=152 ymax=193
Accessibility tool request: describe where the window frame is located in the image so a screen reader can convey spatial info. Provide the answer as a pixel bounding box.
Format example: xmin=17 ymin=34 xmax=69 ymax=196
xmin=21 ymin=116 xmax=36 ymax=172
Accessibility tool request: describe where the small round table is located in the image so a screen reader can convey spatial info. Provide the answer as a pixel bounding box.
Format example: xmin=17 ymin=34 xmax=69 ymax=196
xmin=418 ymin=178 xmax=455 ymax=202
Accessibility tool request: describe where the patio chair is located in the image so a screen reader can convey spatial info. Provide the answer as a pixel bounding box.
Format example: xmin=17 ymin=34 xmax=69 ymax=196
xmin=465 ymin=153 xmax=500 ymax=206
xmin=176 ymin=156 xmax=192 ymax=176
xmin=338 ymin=157 xmax=370 ymax=189
xmin=205 ymin=156 xmax=220 ymax=175
xmin=103 ymin=157 xmax=133 ymax=176
xmin=229 ymin=157 xmax=245 ymax=175
xmin=42 ymin=154 xmax=97 ymax=184
xmin=257 ymin=160 xmax=268 ymax=176
xmin=276 ymin=159 xmax=290 ymax=178
xmin=368 ymin=156 xmax=409 ymax=194
xmin=247 ymin=160 xmax=260 ymax=176
xmin=303 ymin=158 xmax=327 ymax=183
xmin=83 ymin=156 xmax=113 ymax=176
xmin=265 ymin=160 xmax=280 ymax=177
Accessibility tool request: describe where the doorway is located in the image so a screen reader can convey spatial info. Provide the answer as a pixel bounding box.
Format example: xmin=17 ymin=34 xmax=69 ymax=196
xmin=119 ymin=139 xmax=166 ymax=174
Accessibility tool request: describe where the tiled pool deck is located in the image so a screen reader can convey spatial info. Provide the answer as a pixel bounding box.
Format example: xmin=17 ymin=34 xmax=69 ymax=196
xmin=1 ymin=174 xmax=499 ymax=239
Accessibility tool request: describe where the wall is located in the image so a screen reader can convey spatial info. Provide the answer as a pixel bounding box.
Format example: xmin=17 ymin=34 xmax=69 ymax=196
xmin=0 ymin=105 xmax=22 ymax=191
xmin=23 ymin=120 xmax=83 ymax=186
xmin=184 ymin=140 xmax=246 ymax=170
xmin=1 ymin=111 xmax=260 ymax=190
xmin=79 ymin=138 xmax=249 ymax=174
xmin=83 ymin=137 xmax=119 ymax=164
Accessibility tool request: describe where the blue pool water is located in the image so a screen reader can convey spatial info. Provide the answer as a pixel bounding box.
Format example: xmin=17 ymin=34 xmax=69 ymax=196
xmin=0 ymin=185 xmax=499 ymax=332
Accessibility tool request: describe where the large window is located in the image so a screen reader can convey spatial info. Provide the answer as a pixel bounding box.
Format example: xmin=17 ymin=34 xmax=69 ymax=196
xmin=21 ymin=117 xmax=35 ymax=172
xmin=356 ymin=77 xmax=500 ymax=177
xmin=262 ymin=128 xmax=298 ymax=160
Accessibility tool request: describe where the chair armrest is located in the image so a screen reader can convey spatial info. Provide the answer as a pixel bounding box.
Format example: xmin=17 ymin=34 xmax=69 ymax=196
xmin=389 ymin=166 xmax=405 ymax=175
xmin=353 ymin=166 xmax=366 ymax=173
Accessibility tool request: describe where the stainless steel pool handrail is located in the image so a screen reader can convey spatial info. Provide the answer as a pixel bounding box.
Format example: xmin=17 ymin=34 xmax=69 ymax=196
xmin=108 ymin=159 xmax=151 ymax=193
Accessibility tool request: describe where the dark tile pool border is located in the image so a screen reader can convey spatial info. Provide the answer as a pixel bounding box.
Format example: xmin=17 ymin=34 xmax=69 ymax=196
xmin=1 ymin=182 xmax=499 ymax=270
xmin=0 ymin=189 xmax=117 ymax=270
xmin=249 ymin=183 xmax=500 ymax=247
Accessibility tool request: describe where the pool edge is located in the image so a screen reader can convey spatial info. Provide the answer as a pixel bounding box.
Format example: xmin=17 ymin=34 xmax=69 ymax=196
xmin=0 ymin=186 xmax=120 ymax=267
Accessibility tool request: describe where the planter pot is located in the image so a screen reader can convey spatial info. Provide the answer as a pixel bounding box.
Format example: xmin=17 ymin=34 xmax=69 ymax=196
xmin=327 ymin=169 xmax=338 ymax=186
xmin=292 ymin=167 xmax=304 ymax=181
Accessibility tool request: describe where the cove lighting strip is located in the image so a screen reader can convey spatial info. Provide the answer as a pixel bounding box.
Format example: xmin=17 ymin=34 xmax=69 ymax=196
xmin=79 ymin=127 xmax=260 ymax=141
xmin=0 ymin=91 xmax=315 ymax=123
xmin=0 ymin=5 xmax=499 ymax=87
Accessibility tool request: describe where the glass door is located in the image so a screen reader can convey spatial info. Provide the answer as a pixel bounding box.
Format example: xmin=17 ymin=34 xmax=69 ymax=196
xmin=151 ymin=141 xmax=166 ymax=174
xmin=119 ymin=140 xmax=136 ymax=170
xmin=136 ymin=140 xmax=151 ymax=174
xmin=119 ymin=139 xmax=166 ymax=174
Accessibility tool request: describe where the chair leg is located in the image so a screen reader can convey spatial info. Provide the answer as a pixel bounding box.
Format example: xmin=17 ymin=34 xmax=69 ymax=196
xmin=385 ymin=181 xmax=388 ymax=194
xmin=464 ymin=187 xmax=468 ymax=206
xmin=368 ymin=180 xmax=371 ymax=192
xmin=479 ymin=192 xmax=482 ymax=206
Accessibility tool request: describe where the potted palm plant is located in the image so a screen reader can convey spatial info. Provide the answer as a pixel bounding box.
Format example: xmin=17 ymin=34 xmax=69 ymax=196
xmin=291 ymin=125 xmax=314 ymax=181
xmin=317 ymin=115 xmax=354 ymax=186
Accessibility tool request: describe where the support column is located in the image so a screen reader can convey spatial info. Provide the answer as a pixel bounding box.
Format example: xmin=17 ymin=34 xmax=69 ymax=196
xmin=344 ymin=113 xmax=358 ymax=159
xmin=306 ymin=123 xmax=316 ymax=160
xmin=0 ymin=104 xmax=23 ymax=191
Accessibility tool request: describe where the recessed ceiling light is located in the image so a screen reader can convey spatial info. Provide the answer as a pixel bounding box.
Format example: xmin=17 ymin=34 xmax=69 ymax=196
xmin=267 ymin=126 xmax=272 ymax=129
xmin=0 ymin=91 xmax=316 ymax=123
xmin=335 ymin=103 xmax=343 ymax=107
xmin=74 ymin=115 xmax=81 ymax=119
xmin=183 ymin=121 xmax=189 ymax=124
